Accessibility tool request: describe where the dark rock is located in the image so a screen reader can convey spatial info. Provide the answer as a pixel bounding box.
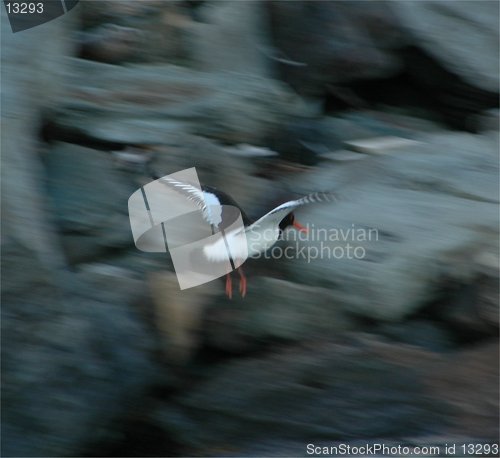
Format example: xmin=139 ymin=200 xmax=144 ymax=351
xmin=78 ymin=23 xmax=144 ymax=64
xmin=79 ymin=0 xmax=152 ymax=29
xmin=273 ymin=111 xmax=443 ymax=165
xmin=284 ymin=131 xmax=499 ymax=321
xmin=267 ymin=1 xmax=498 ymax=130
xmin=267 ymin=1 xmax=404 ymax=97
xmin=425 ymin=342 xmax=499 ymax=440
xmin=378 ymin=319 xmax=455 ymax=352
xmin=323 ymin=111 xmax=442 ymax=144
xmin=203 ymin=277 xmax=355 ymax=353
xmin=1 ymin=5 xmax=75 ymax=274
xmin=156 ymin=338 xmax=450 ymax=452
xmin=148 ymin=270 xmax=219 ymax=364
xmin=45 ymin=143 xmax=135 ymax=264
xmin=188 ymin=1 xmax=273 ymax=76
xmin=398 ymin=46 xmax=499 ymax=130
xmin=432 ymin=255 xmax=499 ymax=341
xmin=55 ymin=57 xmax=307 ymax=146
xmin=1 ymin=242 xmax=159 ymax=457
xmin=78 ymin=1 xmax=192 ymax=64
xmin=271 ymin=118 xmax=339 ymax=166
xmin=472 ymin=109 xmax=500 ymax=133
xmin=393 ymin=1 xmax=499 ymax=94
xmin=356 ymin=338 xmax=499 ymax=441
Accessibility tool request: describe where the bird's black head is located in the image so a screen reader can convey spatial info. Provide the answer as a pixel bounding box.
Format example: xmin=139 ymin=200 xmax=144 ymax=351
xmin=279 ymin=212 xmax=295 ymax=233
xmin=279 ymin=212 xmax=308 ymax=236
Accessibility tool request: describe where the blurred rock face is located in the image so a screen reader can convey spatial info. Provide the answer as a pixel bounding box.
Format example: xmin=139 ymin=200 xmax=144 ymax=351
xmin=394 ymin=1 xmax=499 ymax=93
xmin=1 ymin=6 xmax=158 ymax=457
xmin=1 ymin=4 xmax=71 ymax=274
xmin=284 ymin=132 xmax=499 ymax=322
xmin=267 ymin=1 xmax=404 ymax=95
xmin=155 ymin=339 xmax=499 ymax=453
xmin=2 ymin=1 xmax=498 ymax=457
xmin=268 ymin=1 xmax=499 ymax=129
xmin=78 ymin=2 xmax=193 ymax=64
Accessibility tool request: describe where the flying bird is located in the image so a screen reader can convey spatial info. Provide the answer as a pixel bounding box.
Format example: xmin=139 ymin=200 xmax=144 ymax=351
xmin=157 ymin=174 xmax=335 ymax=298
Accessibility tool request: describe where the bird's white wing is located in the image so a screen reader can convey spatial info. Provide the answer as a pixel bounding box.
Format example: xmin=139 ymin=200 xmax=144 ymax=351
xmin=204 ymin=191 xmax=336 ymax=262
xmin=247 ymin=191 xmax=336 ymax=232
xmin=157 ymin=175 xmax=221 ymax=226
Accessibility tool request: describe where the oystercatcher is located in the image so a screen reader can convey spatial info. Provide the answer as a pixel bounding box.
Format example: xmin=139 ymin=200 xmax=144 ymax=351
xmin=157 ymin=174 xmax=335 ymax=298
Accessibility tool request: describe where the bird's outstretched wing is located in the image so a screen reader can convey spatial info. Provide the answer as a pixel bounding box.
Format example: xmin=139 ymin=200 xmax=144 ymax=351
xmin=203 ymin=191 xmax=336 ymax=262
xmin=156 ymin=175 xmax=218 ymax=226
xmin=247 ymin=191 xmax=336 ymax=232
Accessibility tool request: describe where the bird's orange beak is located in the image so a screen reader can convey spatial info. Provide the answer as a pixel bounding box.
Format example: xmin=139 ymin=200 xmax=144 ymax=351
xmin=293 ymin=220 xmax=309 ymax=233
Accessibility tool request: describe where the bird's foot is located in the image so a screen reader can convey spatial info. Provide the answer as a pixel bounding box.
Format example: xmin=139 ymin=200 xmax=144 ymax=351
xmin=225 ymin=273 xmax=233 ymax=299
xmin=238 ymin=267 xmax=247 ymax=298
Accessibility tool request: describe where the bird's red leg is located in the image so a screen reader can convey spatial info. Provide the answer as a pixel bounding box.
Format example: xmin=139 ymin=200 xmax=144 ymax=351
xmin=225 ymin=273 xmax=233 ymax=299
xmin=237 ymin=267 xmax=247 ymax=298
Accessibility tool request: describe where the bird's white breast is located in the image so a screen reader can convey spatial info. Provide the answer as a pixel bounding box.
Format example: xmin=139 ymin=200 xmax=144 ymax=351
xmin=202 ymin=224 xmax=280 ymax=263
